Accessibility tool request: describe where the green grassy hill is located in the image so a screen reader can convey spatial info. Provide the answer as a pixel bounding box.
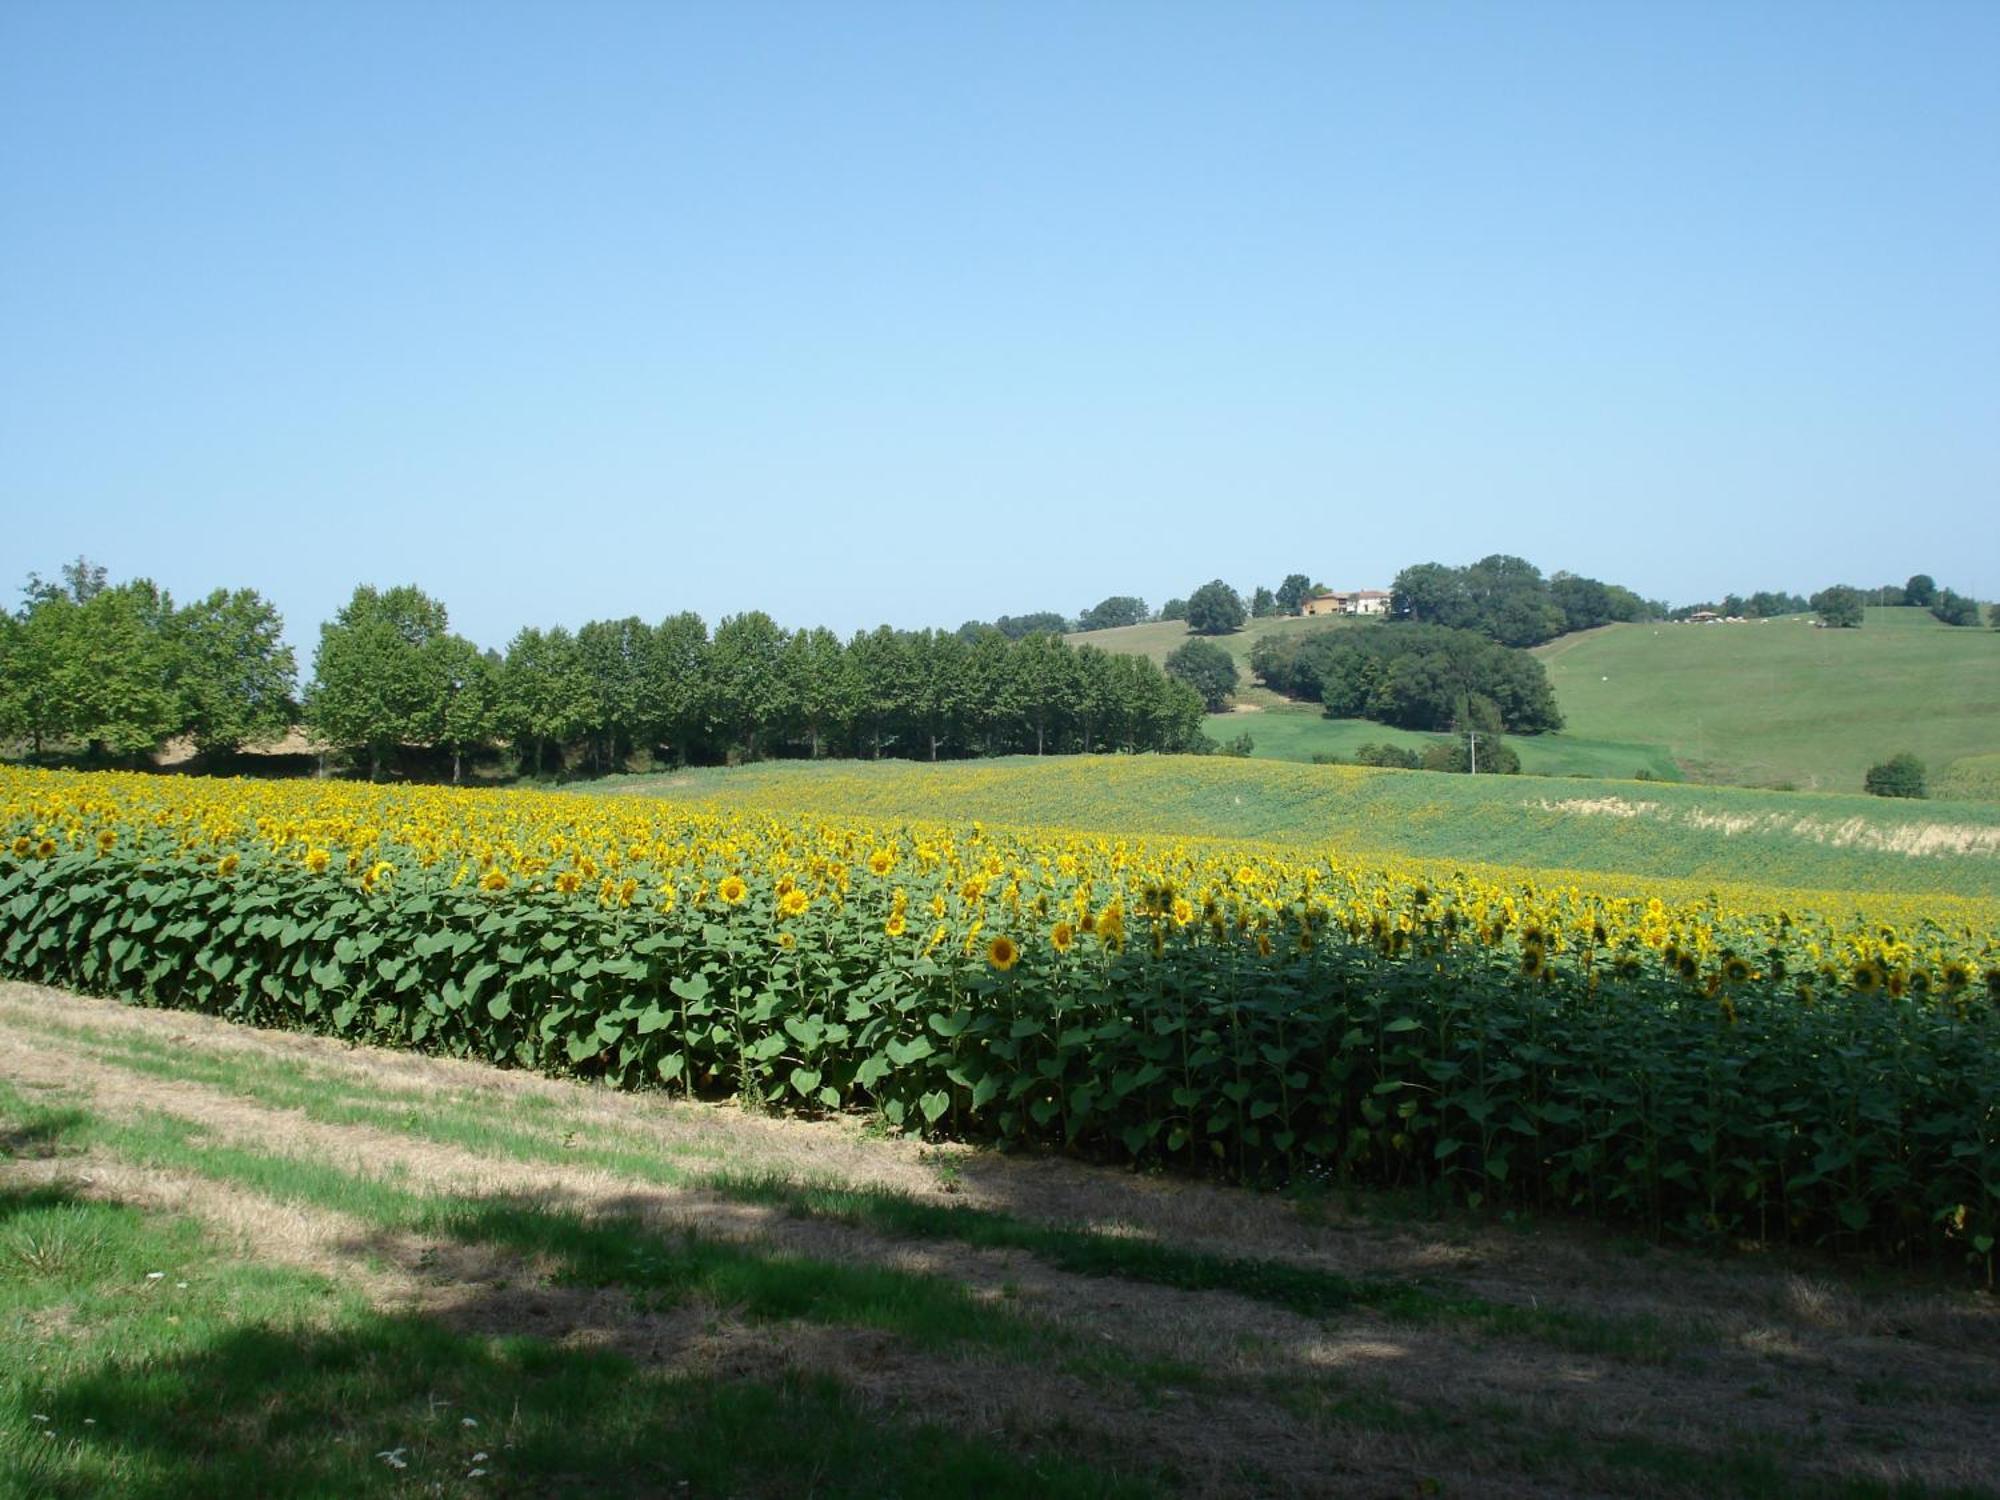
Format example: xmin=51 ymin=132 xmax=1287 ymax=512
xmin=589 ymin=754 xmax=2000 ymax=902
xmin=1077 ymin=606 xmax=1999 ymax=797
xmin=1064 ymin=613 xmax=1351 ymax=704
xmin=1536 ymin=607 xmax=2000 ymax=795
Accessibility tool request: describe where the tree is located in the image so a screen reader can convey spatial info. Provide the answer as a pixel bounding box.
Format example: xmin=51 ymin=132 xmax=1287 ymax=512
xmin=1864 ymin=753 xmax=1926 ymax=798
xmin=1159 ymin=598 xmax=1188 ymax=622
xmin=783 ymin=626 xmax=859 ymax=759
xmin=1010 ymin=632 xmax=1075 ymax=755
xmin=1076 ymin=596 xmax=1148 ymax=632
xmin=1931 ymin=589 xmax=1982 ymax=627
xmin=432 ymin=635 xmax=498 ymax=784
xmin=307 ymin=585 xmax=451 ymax=780
xmin=993 ymin=611 xmax=1071 ymax=640
xmin=1390 ymin=563 xmax=1470 ymax=627
xmin=169 ymin=588 xmax=298 ymax=756
xmin=640 ymin=612 xmax=710 ymax=765
xmin=1250 ymin=586 xmax=1278 ymax=618
xmin=1810 ymin=586 xmax=1865 ymax=628
xmin=500 ymin=626 xmax=595 ymax=777
xmin=1904 ymin=574 xmax=1937 ymax=608
xmin=1163 ymin=638 xmax=1239 ymax=712
xmin=69 ymin=581 xmax=181 ymax=758
xmin=576 ymin=617 xmax=653 ymax=772
xmin=1184 ymin=580 xmax=1247 ymax=635
xmin=707 ymin=611 xmax=790 ymax=761
xmin=1275 ymin=573 xmax=1313 ymax=615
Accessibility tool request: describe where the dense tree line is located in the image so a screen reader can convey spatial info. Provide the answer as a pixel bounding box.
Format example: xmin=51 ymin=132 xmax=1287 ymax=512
xmin=1 ymin=564 xmax=1210 ymax=777
xmin=335 ymin=600 xmax=1207 ymax=776
xmin=1251 ymin=624 xmax=1563 ymax=734
xmin=1390 ymin=556 xmax=1659 ymax=646
xmin=0 ymin=558 xmax=297 ymax=760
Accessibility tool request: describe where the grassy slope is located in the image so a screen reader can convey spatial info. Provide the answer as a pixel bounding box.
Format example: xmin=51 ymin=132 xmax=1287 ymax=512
xmin=1065 ymin=614 xmax=1348 ymax=706
xmin=1209 ymin=702 xmax=1683 ymax=780
xmin=1076 ymin=606 xmax=2000 ymax=796
xmin=595 ymin=755 xmax=2000 ymax=902
xmin=1536 ymin=607 xmax=2000 ymax=794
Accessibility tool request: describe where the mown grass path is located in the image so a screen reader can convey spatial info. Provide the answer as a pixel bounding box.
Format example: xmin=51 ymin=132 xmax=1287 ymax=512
xmin=4 ymin=984 xmax=1997 ymax=1499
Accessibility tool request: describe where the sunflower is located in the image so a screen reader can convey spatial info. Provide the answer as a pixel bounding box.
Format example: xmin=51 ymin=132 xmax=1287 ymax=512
xmin=555 ymin=869 xmax=583 ymax=895
xmin=1852 ymin=961 xmax=1882 ymax=994
xmin=718 ymin=875 xmax=748 ymax=905
xmin=1941 ymin=961 xmax=1971 ymax=991
xmin=9 ymin=836 xmax=28 ymax=859
xmin=34 ymin=838 xmax=56 ymax=859
xmin=1721 ymin=955 xmax=1753 ymax=985
xmin=884 ymin=911 xmax=907 ymax=938
xmin=95 ymin=828 xmax=117 ymax=854
xmin=1171 ymin=897 xmax=1194 ymax=927
xmin=778 ymin=888 xmax=809 ymax=918
xmin=986 ymin=935 xmax=1020 ymax=972
xmin=480 ymin=868 xmax=510 ymax=893
xmin=304 ymin=847 xmax=330 ymax=875
xmin=216 ymin=852 xmax=240 ymax=878
xmin=776 ymin=930 xmax=797 ymax=950
xmin=1520 ymin=943 xmax=1545 ymax=978
xmin=867 ymin=848 xmax=895 ymax=876
xmin=1049 ymin=920 xmax=1075 ymax=954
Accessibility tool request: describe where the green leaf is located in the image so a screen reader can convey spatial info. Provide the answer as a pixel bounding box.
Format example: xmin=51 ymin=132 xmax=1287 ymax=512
xmin=919 ymin=1090 xmax=951 ymax=1124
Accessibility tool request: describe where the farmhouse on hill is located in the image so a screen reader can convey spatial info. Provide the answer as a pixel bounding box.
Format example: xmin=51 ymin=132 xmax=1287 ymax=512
xmin=1302 ymin=589 xmax=1391 ymax=617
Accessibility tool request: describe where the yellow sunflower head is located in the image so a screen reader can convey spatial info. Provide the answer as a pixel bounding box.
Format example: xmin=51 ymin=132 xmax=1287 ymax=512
xmin=718 ymin=875 xmax=748 ymax=905
xmin=885 ymin=911 xmax=907 ymax=938
xmin=779 ymin=888 xmax=809 ymax=918
xmin=480 ymin=868 xmax=510 ymax=893
xmin=216 ymin=852 xmax=240 ymax=878
xmin=1050 ymin=920 xmax=1075 ymax=954
xmin=986 ymin=935 xmax=1020 ymax=972
xmin=95 ymin=828 xmax=117 ymax=854
xmin=867 ymin=849 xmax=895 ymax=876
xmin=304 ymin=847 xmax=330 ymax=875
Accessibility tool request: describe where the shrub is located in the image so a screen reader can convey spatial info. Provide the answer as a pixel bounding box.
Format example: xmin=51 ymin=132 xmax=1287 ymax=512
xmin=1864 ymin=753 xmax=1927 ymax=799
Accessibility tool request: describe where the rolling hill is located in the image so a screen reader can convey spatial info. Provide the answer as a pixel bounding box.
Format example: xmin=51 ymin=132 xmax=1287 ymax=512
xmin=1076 ymin=606 xmax=1999 ymax=797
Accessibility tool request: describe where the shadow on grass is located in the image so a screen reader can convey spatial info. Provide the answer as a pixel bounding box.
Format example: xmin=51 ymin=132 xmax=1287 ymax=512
xmin=31 ymin=1314 xmax=1146 ymax=1500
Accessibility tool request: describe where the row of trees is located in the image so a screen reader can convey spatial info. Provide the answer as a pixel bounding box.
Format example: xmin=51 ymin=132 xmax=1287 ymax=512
xmin=0 ymin=559 xmax=296 ymax=760
xmin=0 ymin=564 xmax=1214 ymax=777
xmin=308 ymin=593 xmax=1210 ymax=777
xmin=1807 ymin=576 xmax=1989 ymax=628
xmin=1390 ymin=557 xmax=1660 ymax=647
xmin=1250 ymin=624 xmax=1564 ymax=735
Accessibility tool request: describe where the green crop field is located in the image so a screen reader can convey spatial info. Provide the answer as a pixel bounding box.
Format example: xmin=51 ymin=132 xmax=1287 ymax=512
xmin=1206 ymin=702 xmax=1684 ymax=781
xmin=1537 ymin=607 xmax=2000 ymax=795
xmin=595 ymin=754 xmax=2000 ymax=903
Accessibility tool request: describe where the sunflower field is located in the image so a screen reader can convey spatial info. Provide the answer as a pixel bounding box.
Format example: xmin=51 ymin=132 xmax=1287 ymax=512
xmin=3 ymin=766 xmax=1996 ymax=1271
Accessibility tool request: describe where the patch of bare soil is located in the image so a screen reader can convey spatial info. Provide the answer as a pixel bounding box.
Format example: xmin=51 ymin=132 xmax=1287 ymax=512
xmin=4 ymin=989 xmax=1997 ymax=1498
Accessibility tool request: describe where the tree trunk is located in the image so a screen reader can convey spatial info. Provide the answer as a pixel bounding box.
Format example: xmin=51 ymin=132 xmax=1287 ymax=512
xmin=452 ymin=746 xmax=463 ymax=785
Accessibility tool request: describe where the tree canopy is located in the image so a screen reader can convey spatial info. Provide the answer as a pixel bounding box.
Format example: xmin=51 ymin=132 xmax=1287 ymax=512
xmin=1184 ymin=580 xmax=1247 ymax=635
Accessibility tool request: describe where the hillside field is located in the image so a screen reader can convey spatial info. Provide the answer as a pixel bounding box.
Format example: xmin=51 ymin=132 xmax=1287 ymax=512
xmin=1208 ymin=702 xmax=1684 ymax=781
xmin=1080 ymin=606 xmax=2000 ymax=796
xmin=1538 ymin=607 xmax=2000 ymax=794
xmin=598 ymin=754 xmax=2000 ymax=903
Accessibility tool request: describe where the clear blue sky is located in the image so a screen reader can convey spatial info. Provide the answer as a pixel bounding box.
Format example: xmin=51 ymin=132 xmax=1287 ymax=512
xmin=4 ymin=0 xmax=1995 ymax=655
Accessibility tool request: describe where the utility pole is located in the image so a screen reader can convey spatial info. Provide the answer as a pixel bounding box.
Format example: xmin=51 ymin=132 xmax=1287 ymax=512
xmin=1465 ymin=730 xmax=1480 ymax=775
